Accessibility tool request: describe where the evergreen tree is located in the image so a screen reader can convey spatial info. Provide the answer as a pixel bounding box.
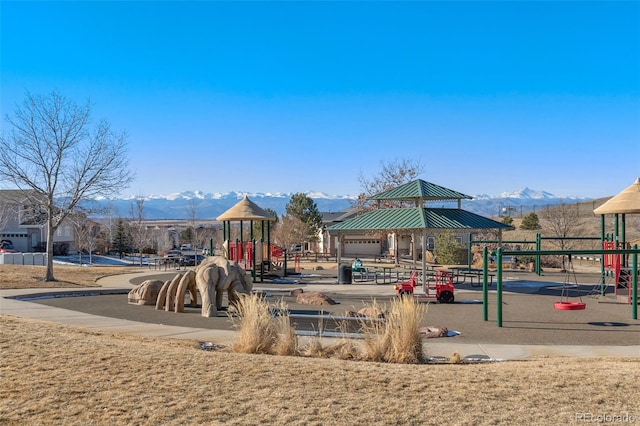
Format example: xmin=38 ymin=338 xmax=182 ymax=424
xmin=520 ymin=212 xmax=541 ymax=230
xmin=285 ymin=193 xmax=322 ymax=240
xmin=111 ymin=218 xmax=131 ymax=258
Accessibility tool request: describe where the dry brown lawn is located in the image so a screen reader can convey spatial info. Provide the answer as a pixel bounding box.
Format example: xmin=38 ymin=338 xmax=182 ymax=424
xmin=1 ymin=315 xmax=639 ymax=425
xmin=0 ymin=264 xmax=143 ymax=289
xmin=1 ymin=264 xmax=639 ymax=424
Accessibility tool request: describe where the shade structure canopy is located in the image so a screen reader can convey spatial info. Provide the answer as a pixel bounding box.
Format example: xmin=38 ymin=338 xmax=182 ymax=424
xmin=593 ymin=178 xmax=640 ymax=215
xmin=216 ymin=195 xmax=277 ymax=221
xmin=367 ymin=179 xmax=473 ymax=203
xmin=328 ymin=178 xmax=510 ymax=234
xmin=327 ymin=207 xmax=511 ymax=234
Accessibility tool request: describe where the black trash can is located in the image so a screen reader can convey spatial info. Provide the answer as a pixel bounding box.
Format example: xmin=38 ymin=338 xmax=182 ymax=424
xmin=338 ymin=264 xmax=352 ymax=284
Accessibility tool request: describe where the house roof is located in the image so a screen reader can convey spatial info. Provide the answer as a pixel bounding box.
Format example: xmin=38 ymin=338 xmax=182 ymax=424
xmin=321 ymin=208 xmax=358 ymax=225
xmin=0 ymin=189 xmax=40 ymax=204
xmin=327 ymin=207 xmax=511 ymax=234
xmin=593 ymin=178 xmax=640 ymax=215
xmin=216 ymin=195 xmax=276 ymax=221
xmin=368 ymin=179 xmax=473 ymax=202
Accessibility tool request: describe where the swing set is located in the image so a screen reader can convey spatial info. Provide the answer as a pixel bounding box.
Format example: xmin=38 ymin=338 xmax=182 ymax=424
xmin=481 ymin=246 xmax=639 ymax=327
xmin=553 ymin=257 xmax=587 ymax=311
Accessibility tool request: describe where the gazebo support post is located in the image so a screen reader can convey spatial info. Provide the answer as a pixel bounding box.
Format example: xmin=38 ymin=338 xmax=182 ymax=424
xmin=482 ymin=246 xmax=488 ymax=322
xmin=259 ymin=237 xmax=264 ymax=282
xmin=467 ymin=232 xmax=473 ymax=269
xmin=632 ymin=245 xmax=637 ymax=320
xmin=411 ymin=233 xmax=417 ymax=266
xmin=250 ymin=220 xmax=255 ymax=281
xmin=421 ymin=233 xmax=427 ymax=290
xmin=336 ymin=233 xmax=343 ymax=281
xmin=267 ymin=221 xmax=271 ymax=268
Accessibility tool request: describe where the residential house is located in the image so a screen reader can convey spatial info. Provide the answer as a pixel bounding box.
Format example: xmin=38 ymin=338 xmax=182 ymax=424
xmin=0 ymin=190 xmax=76 ymax=254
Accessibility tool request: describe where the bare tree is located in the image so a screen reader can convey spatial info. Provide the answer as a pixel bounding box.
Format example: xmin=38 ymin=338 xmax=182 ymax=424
xmin=356 ymin=157 xmax=424 ymax=211
xmin=154 ymin=227 xmax=177 ymax=254
xmin=540 ymin=202 xmax=584 ymax=270
xmin=68 ymin=212 xmax=100 ymax=265
xmin=354 ymin=158 xmax=424 ymax=262
xmin=0 ymin=91 xmax=133 ymax=280
xmin=128 ymin=195 xmax=147 ymax=266
xmin=272 ymin=215 xmax=307 ymax=253
xmin=185 ymin=199 xmax=203 ymax=249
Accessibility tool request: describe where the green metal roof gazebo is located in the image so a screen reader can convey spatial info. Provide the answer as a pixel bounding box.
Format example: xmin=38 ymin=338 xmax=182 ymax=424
xmin=327 ymin=179 xmax=511 ymax=281
xmin=368 ymin=179 xmax=473 ymax=205
xmin=328 ymin=207 xmax=509 ymax=233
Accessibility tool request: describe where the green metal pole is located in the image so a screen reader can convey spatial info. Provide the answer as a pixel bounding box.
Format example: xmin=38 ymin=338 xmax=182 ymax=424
xmin=467 ymin=232 xmax=472 ymax=269
xmin=600 ymin=215 xmax=605 ymax=294
xmin=239 ymin=221 xmax=244 ymax=263
xmin=283 ymin=249 xmax=288 ymax=277
xmin=482 ymin=246 xmax=488 ymax=322
xmin=496 ymin=247 xmax=503 ymax=327
xmin=632 ymin=245 xmax=637 ymax=320
xmin=259 ymin=237 xmax=264 ymax=283
xmin=251 ymin=238 xmax=256 ymax=282
xmin=536 ymin=233 xmax=541 ymax=276
xmin=621 ymin=214 xmax=626 ymax=267
xmin=250 ymin=221 xmax=255 ymax=281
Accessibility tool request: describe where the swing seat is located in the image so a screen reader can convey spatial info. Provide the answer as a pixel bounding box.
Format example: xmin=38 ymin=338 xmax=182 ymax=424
xmin=554 ymin=301 xmax=586 ymax=311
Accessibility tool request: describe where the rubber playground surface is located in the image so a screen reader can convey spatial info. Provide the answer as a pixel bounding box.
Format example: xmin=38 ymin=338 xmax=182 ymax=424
xmin=27 ymin=268 xmax=640 ymax=347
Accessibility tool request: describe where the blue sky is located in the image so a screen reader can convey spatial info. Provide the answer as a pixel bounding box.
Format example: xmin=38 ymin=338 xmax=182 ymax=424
xmin=2 ymin=1 xmax=639 ymax=199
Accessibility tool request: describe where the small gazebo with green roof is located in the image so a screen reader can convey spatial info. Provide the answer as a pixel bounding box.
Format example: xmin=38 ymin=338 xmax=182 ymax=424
xmin=328 ymin=179 xmax=511 ymax=278
xmin=367 ymin=179 xmax=473 ymax=208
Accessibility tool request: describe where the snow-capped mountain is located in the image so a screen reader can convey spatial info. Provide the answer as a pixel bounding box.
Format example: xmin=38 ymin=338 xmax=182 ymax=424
xmin=87 ymin=188 xmax=589 ymax=220
xmin=462 ymin=187 xmax=587 ymax=217
xmin=473 ymin=187 xmax=557 ymax=201
xmin=87 ymin=191 xmax=356 ymax=220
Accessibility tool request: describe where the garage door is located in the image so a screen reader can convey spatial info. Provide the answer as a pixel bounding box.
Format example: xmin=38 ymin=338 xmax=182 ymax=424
xmin=344 ymin=239 xmax=380 ymax=256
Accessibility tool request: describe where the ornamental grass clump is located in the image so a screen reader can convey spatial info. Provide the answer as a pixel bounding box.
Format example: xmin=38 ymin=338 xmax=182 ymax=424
xmin=230 ymin=295 xmax=297 ymax=356
xmin=361 ymin=297 xmax=426 ymax=364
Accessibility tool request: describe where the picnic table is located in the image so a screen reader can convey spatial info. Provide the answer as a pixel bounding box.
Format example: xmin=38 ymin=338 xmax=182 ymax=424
xmin=448 ymin=267 xmax=495 ymax=287
xmin=374 ymin=266 xmax=396 ymax=284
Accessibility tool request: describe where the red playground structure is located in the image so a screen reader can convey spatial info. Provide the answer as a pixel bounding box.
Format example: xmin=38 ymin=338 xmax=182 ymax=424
xmin=604 ymin=241 xmax=635 ymax=304
xmin=394 ymin=269 xmax=455 ymax=303
xmin=225 ymin=241 xmax=285 ymax=271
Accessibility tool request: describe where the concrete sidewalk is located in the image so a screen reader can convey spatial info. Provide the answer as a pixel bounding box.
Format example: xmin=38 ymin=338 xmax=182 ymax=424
xmin=1 ymin=270 xmax=639 ymax=360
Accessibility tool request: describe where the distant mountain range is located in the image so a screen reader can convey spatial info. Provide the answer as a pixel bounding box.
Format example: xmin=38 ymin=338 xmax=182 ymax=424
xmin=87 ymin=187 xmax=590 ymax=220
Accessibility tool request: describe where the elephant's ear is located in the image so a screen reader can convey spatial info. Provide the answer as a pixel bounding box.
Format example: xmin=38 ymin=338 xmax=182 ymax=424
xmin=243 ymin=273 xmax=253 ymax=292
xmin=196 ymin=263 xmax=220 ymax=289
xmin=231 ymin=279 xmax=250 ymax=294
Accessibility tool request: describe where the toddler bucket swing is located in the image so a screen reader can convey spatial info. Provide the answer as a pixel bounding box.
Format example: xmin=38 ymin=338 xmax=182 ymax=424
xmin=554 ymin=256 xmax=586 ymax=311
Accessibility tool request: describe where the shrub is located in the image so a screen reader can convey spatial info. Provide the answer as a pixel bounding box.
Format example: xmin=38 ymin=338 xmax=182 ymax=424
xmin=434 ymin=231 xmax=466 ymax=265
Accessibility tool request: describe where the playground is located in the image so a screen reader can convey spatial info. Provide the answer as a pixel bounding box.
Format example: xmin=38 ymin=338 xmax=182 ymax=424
xmin=17 ymin=263 xmax=639 ymax=350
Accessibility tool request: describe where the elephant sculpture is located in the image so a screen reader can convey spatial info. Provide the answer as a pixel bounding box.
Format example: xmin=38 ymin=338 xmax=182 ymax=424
xmin=195 ymin=256 xmax=253 ymax=317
